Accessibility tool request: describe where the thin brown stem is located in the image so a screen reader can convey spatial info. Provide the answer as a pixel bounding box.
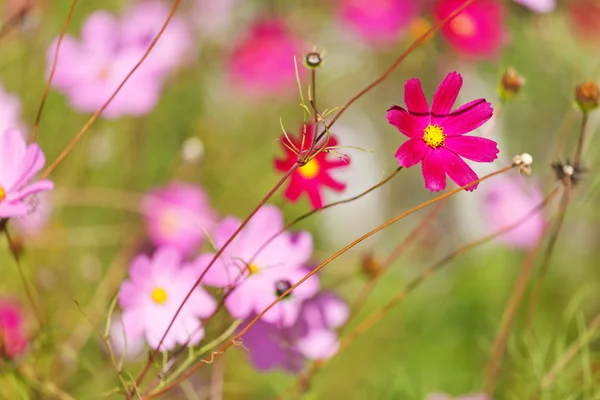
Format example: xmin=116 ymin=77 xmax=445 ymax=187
xmin=30 ymin=0 xmax=78 ymax=143
xmin=146 ymin=166 xmax=514 ymax=399
xmin=573 ymin=111 xmax=589 ymax=167
xmin=40 ymin=0 xmax=182 ymax=180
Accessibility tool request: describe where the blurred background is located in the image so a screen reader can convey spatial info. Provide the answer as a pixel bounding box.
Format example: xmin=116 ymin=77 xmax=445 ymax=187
xmin=1 ymin=0 xmax=600 ymax=399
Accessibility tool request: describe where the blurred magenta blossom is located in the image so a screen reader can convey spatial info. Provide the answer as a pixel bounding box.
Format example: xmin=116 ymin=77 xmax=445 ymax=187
xmin=0 ymin=298 xmax=28 ymax=358
xmin=387 ymin=71 xmax=498 ymax=192
xmin=337 ymin=0 xmax=419 ymax=46
xmin=0 ymin=128 xmax=53 ymax=218
xmin=228 ymin=18 xmax=305 ymax=98
xmin=0 ymin=82 xmax=22 ymax=135
xmin=434 ymin=0 xmax=507 ymax=59
xmin=47 ymin=3 xmax=193 ymax=118
xmin=118 ymin=247 xmax=217 ymax=351
xmin=482 ymin=173 xmax=546 ymax=250
xmin=426 ymin=393 xmax=491 ymax=400
xmin=240 ymin=292 xmax=349 ymax=372
xmin=141 ymin=181 xmax=217 ymax=257
xmin=275 ymin=123 xmax=350 ymax=209
xmin=195 ymin=205 xmax=318 ymax=326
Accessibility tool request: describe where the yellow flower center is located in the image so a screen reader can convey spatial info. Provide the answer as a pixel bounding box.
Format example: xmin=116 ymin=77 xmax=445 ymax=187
xmin=247 ymin=264 xmax=259 ymax=275
xmin=0 ymin=187 xmax=5 ymax=202
xmin=298 ymin=159 xmax=320 ymax=179
xmin=423 ymin=124 xmax=446 ymax=148
xmin=450 ymin=14 xmax=476 ymax=37
xmin=151 ymin=288 xmax=168 ymax=304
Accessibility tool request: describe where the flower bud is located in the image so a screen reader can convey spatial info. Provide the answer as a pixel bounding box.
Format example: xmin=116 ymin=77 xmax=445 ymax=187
xmin=575 ymin=81 xmax=599 ymax=112
xmin=360 ymin=251 xmax=382 ymax=280
xmin=499 ymin=68 xmax=525 ymax=102
xmin=304 ymin=51 xmax=323 ymax=69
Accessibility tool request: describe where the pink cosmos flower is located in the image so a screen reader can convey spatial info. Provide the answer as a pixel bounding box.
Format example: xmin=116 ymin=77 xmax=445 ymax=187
xmin=0 ymin=298 xmax=28 ymax=358
xmin=108 ymin=314 xmax=146 ymax=361
xmin=434 ymin=0 xmax=507 ymax=58
xmin=141 ymin=182 xmax=217 ymax=257
xmin=0 ymin=128 xmax=54 ymax=218
xmin=228 ymin=18 xmax=305 ymax=98
xmin=194 ymin=205 xmax=318 ymax=326
xmin=47 ymin=11 xmax=163 ymax=118
xmin=240 ymin=292 xmax=349 ymax=372
xmin=386 ymin=71 xmax=498 ymax=192
xmin=337 ymin=0 xmax=419 ymax=46
xmin=0 ymin=83 xmax=22 ymax=135
xmin=12 ymin=192 xmax=52 ymax=237
xmin=275 ymin=124 xmax=350 ymax=209
xmin=118 ymin=247 xmax=217 ymax=350
xmin=481 ymin=174 xmax=545 ymax=250
xmin=513 ymin=0 xmax=555 ymax=13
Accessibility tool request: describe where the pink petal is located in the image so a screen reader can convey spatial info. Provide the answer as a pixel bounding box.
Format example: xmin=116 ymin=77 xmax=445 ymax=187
xmin=81 ymin=11 xmax=120 ymax=56
xmin=121 ymin=309 xmax=145 ymax=340
xmin=8 ymin=180 xmax=54 ymax=202
xmin=307 ymin=187 xmax=323 ymax=209
xmin=0 ymin=128 xmax=26 ymax=187
xmin=318 ymin=174 xmax=345 ymax=192
xmin=296 ymin=330 xmax=339 ymax=360
xmin=441 ymin=99 xmax=493 ymax=136
xmin=443 ymin=150 xmax=480 ymax=191
xmin=386 ymin=106 xmax=425 ymax=139
xmin=284 ymin=178 xmax=303 ymax=203
xmin=404 ymin=78 xmax=429 ymax=115
xmin=0 ymin=202 xmax=28 ymax=218
xmin=394 ymin=139 xmax=428 ymax=168
xmin=10 ymin=144 xmax=46 ymax=191
xmin=421 ymin=149 xmax=447 ymax=192
xmin=431 ymin=71 xmax=463 ymax=122
xmin=225 ymin=281 xmax=255 ymax=319
xmin=445 ymin=136 xmax=499 ymax=162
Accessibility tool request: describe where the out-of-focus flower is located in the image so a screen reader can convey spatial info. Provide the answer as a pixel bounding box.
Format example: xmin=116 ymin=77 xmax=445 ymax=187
xmin=426 ymin=394 xmax=491 ymax=400
xmin=513 ymin=0 xmax=555 ymax=13
xmin=274 ymin=123 xmax=350 ymax=209
xmin=568 ymin=0 xmax=600 ymax=44
xmin=228 ymin=18 xmax=305 ymax=98
xmin=481 ymin=173 xmax=545 ymax=250
xmin=118 ymin=247 xmax=217 ymax=350
xmin=0 ymin=298 xmax=28 ymax=358
xmin=499 ymin=67 xmax=525 ymax=102
xmin=0 ymin=128 xmax=54 ymax=218
xmin=386 ymin=71 xmax=498 ymax=192
xmin=108 ymin=314 xmax=146 ymax=361
xmin=240 ymin=292 xmax=349 ymax=372
xmin=0 ymin=83 xmax=22 ymax=135
xmin=434 ymin=0 xmax=507 ymax=59
xmin=141 ymin=182 xmax=217 ymax=257
xmin=194 ymin=0 xmax=237 ymax=38
xmin=194 ymin=205 xmax=318 ymax=326
xmin=120 ymin=1 xmax=194 ymax=76
xmin=337 ymin=0 xmax=419 ymax=46
xmin=12 ymin=192 xmax=52 ymax=237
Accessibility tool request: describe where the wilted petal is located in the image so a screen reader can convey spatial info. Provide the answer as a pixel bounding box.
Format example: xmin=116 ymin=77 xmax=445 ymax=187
xmin=445 ymin=135 xmax=499 ymax=162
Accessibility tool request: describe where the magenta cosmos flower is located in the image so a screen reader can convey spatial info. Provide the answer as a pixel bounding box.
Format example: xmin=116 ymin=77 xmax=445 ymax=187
xmin=0 ymin=298 xmax=28 ymax=358
xmin=434 ymin=0 xmax=507 ymax=59
xmin=338 ymin=0 xmax=419 ymax=46
xmin=118 ymin=247 xmax=217 ymax=350
xmin=240 ymin=292 xmax=349 ymax=373
xmin=228 ymin=18 xmax=305 ymax=98
xmin=275 ymin=123 xmax=350 ymax=209
xmin=387 ymin=72 xmax=498 ymax=192
xmin=0 ymin=82 xmax=23 ymax=135
xmin=141 ymin=182 xmax=217 ymax=257
xmin=482 ymin=174 xmax=545 ymax=250
xmin=0 ymin=129 xmax=54 ymax=218
xmin=194 ymin=205 xmax=318 ymax=326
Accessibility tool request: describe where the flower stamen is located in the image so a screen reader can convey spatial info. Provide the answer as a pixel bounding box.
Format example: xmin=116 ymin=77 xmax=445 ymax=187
xmin=298 ymin=159 xmax=320 ymax=179
xmin=151 ymin=288 xmax=168 ymax=304
xmin=423 ymin=124 xmax=446 ymax=148
xmin=0 ymin=187 xmax=5 ymax=202
xmin=247 ymin=264 xmax=259 ymax=275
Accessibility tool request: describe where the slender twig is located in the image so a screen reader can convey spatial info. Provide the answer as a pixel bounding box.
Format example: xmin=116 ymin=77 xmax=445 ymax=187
xmin=17 ymin=364 xmax=77 ymax=400
xmin=573 ymin=111 xmax=589 ymax=167
xmin=39 ymin=0 xmax=182 ymax=179
xmin=145 ymin=166 xmax=514 ymax=399
xmin=30 ymin=0 xmax=78 ymax=143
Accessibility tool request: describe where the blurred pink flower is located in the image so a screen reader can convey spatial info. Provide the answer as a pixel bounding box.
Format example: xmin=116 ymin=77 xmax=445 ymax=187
xmin=0 ymin=83 xmax=22 ymax=135
xmin=0 ymin=128 xmax=53 ymax=218
xmin=194 ymin=205 xmax=318 ymax=326
xmin=337 ymin=0 xmax=419 ymax=45
xmin=481 ymin=173 xmax=545 ymax=250
xmin=513 ymin=0 xmax=555 ymax=13
xmin=427 ymin=393 xmax=491 ymax=400
xmin=434 ymin=0 xmax=507 ymax=59
xmin=141 ymin=181 xmax=217 ymax=257
xmin=568 ymin=0 xmax=600 ymax=44
xmin=274 ymin=123 xmax=350 ymax=209
xmin=387 ymin=72 xmax=498 ymax=192
xmin=118 ymin=247 xmax=217 ymax=350
xmin=228 ymin=18 xmax=305 ymax=98
xmin=240 ymin=292 xmax=349 ymax=372
xmin=12 ymin=192 xmax=52 ymax=237
xmin=0 ymin=298 xmax=28 ymax=358
xmin=109 ymin=314 xmax=146 ymax=361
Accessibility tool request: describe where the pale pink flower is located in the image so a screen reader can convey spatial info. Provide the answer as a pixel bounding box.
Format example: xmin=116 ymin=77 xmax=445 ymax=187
xmin=0 ymin=128 xmax=53 ymax=218
xmin=194 ymin=205 xmax=318 ymax=326
xmin=0 ymin=82 xmax=22 ymax=135
xmin=228 ymin=18 xmax=305 ymax=98
xmin=108 ymin=314 xmax=146 ymax=361
xmin=513 ymin=0 xmax=555 ymax=13
xmin=12 ymin=192 xmax=51 ymax=237
xmin=118 ymin=247 xmax=217 ymax=350
xmin=141 ymin=182 xmax=217 ymax=257
xmin=481 ymin=173 xmax=545 ymax=250
xmin=0 ymin=298 xmax=28 ymax=358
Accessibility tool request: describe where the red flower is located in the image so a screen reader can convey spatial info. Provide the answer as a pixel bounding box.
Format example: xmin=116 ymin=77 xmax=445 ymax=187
xmin=274 ymin=124 xmax=350 ymax=209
